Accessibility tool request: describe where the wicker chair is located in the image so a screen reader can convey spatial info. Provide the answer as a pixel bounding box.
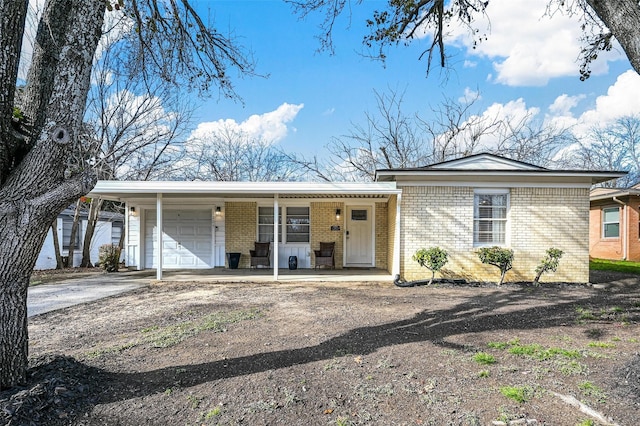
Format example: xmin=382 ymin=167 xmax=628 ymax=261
xmin=250 ymin=242 xmax=271 ymax=268
xmin=314 ymin=242 xmax=335 ymax=269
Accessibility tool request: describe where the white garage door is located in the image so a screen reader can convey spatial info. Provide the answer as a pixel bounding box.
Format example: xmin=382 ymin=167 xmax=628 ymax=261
xmin=145 ymin=209 xmax=212 ymax=269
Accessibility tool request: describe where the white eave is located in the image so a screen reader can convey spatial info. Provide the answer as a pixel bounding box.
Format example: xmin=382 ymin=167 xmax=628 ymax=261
xmin=87 ymin=180 xmax=401 ymax=201
xmin=590 ymin=188 xmax=640 ymax=202
xmin=375 ymin=169 xmax=627 ymax=186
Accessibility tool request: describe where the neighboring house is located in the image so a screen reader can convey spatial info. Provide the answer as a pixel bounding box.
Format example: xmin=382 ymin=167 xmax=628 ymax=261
xmin=87 ymin=154 xmax=623 ymax=283
xmin=35 ymin=207 xmax=124 ymax=270
xmin=589 ymin=184 xmax=640 ymax=261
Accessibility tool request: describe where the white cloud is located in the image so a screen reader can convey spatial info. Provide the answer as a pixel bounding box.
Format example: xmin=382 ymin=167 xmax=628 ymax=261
xmin=577 ymin=71 xmax=640 ymax=131
xmin=322 ymin=107 xmax=336 ymax=116
xmin=548 ymin=94 xmax=585 ymax=116
xmin=190 ymin=103 xmax=304 ymax=144
xmin=447 ymin=0 xmax=624 ymax=86
xmin=458 ymin=87 xmax=482 ymax=103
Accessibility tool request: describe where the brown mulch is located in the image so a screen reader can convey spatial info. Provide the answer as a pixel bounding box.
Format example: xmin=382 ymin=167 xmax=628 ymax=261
xmin=2 ymin=271 xmax=640 ymax=425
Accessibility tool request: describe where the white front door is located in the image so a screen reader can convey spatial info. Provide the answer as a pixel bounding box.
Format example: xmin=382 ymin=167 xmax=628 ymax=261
xmin=144 ymin=209 xmax=212 ymax=269
xmin=345 ymin=206 xmax=373 ymax=266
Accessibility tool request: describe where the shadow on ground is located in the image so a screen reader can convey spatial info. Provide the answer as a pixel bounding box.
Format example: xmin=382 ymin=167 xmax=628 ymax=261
xmin=3 ymin=271 xmax=640 ymax=425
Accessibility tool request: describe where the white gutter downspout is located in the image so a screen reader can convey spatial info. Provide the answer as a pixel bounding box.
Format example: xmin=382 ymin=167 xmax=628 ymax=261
xmin=273 ymin=194 xmax=279 ymax=280
xmin=392 ymin=193 xmax=402 ymax=277
xmin=613 ymin=197 xmax=627 ymax=260
xmin=156 ymin=193 xmax=163 ymax=280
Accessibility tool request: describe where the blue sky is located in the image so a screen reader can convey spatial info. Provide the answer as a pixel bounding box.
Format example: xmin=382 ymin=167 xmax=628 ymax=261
xmin=186 ymin=0 xmax=640 ymax=161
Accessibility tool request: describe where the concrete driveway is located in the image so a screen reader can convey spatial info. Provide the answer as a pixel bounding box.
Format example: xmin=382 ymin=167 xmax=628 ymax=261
xmin=27 ymin=273 xmax=149 ymax=317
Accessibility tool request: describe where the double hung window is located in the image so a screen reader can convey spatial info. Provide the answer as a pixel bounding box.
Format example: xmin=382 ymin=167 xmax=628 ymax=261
xmin=473 ymin=192 xmax=508 ymax=245
xmin=258 ymin=206 xmax=310 ymax=243
xmin=602 ymin=207 xmax=620 ymax=238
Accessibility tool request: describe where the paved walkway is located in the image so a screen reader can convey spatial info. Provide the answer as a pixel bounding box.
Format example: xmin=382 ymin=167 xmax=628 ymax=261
xmin=27 ymin=273 xmax=149 ymax=317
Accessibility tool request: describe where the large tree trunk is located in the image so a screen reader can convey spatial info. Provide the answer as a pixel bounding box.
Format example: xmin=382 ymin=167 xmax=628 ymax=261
xmin=586 ymin=0 xmax=640 ymax=75
xmin=80 ymin=198 xmax=103 ymax=267
xmin=0 ymin=0 xmax=105 ymax=389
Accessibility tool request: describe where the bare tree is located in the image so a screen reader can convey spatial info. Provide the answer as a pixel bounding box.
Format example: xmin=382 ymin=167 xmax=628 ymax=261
xmin=286 ymin=0 xmax=640 ymax=79
xmin=289 ymin=89 xmax=499 ymax=181
xmin=75 ymin=40 xmax=193 ymax=268
xmin=182 ymin=125 xmax=304 ymax=182
xmin=291 ymin=88 xmax=576 ymax=180
xmin=0 ymin=0 xmax=254 ymax=388
xmin=569 ymin=115 xmax=640 ymax=187
xmin=493 ymin=117 xmax=578 ymax=167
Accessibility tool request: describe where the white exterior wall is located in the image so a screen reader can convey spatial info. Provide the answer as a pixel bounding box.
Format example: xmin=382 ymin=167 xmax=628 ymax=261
xmin=34 ymin=218 xmax=63 ymax=270
xmin=34 ymin=217 xmax=121 ymax=270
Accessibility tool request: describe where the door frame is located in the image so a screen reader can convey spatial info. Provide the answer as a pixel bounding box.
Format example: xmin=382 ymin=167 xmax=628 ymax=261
xmin=343 ymin=203 xmax=376 ymax=267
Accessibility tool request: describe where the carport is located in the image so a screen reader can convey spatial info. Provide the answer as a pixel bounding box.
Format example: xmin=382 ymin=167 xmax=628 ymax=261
xmin=87 ymin=181 xmax=402 ymax=281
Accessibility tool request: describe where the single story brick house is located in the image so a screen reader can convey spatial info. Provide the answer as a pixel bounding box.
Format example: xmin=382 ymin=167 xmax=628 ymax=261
xmin=87 ymin=154 xmax=623 ymax=283
xmin=590 ymin=184 xmax=640 ymax=261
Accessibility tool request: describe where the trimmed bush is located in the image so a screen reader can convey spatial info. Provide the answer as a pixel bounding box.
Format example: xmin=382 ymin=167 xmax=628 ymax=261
xmin=412 ymin=247 xmax=448 ymax=285
xmin=533 ymin=248 xmax=564 ymax=285
xmin=477 ymin=246 xmax=513 ymax=285
xmin=98 ymin=244 xmax=121 ymax=272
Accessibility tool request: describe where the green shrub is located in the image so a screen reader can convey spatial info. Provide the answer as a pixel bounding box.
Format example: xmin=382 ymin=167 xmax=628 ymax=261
xmin=499 ymin=386 xmax=531 ymax=403
xmin=477 ymin=246 xmax=514 ymax=285
xmin=98 ymin=244 xmax=121 ymax=272
xmin=533 ymin=248 xmax=564 ymax=285
xmin=473 ymin=352 xmax=496 ymax=365
xmin=412 ymin=247 xmax=449 ymax=285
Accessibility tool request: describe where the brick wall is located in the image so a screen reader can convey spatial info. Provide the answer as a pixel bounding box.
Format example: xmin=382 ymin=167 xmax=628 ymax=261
xmin=590 ymin=197 xmax=640 ymax=261
xmin=628 ymin=202 xmax=640 ymax=261
xmin=224 ymin=202 xmax=256 ymax=268
xmin=310 ymin=202 xmax=344 ymax=269
xmin=399 ymin=186 xmax=590 ymax=283
xmin=387 ymin=195 xmax=397 ymax=274
xmin=510 ymin=187 xmax=589 ymax=283
xmin=375 ymin=202 xmax=388 ymax=270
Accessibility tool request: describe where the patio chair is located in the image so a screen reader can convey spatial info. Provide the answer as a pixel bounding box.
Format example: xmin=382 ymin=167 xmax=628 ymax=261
xmin=250 ymin=242 xmax=271 ymax=268
xmin=314 ymin=242 xmax=335 ymax=269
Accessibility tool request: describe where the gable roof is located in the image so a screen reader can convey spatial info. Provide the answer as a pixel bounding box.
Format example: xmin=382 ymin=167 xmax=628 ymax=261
xmin=420 ymin=153 xmax=544 ymax=171
xmin=375 ymin=153 xmax=626 ymax=186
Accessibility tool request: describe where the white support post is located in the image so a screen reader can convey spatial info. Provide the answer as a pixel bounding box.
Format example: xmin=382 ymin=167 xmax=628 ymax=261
xmin=273 ymin=195 xmax=279 ymax=280
xmin=392 ymin=193 xmax=402 ymax=277
xmin=156 ymin=193 xmax=163 ymax=280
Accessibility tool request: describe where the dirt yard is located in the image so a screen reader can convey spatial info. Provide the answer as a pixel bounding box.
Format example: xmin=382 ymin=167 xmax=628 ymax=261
xmin=2 ymin=271 xmax=640 ymax=425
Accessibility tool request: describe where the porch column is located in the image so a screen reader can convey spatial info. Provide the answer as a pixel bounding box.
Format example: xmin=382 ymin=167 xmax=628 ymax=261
xmin=392 ymin=193 xmax=401 ymax=277
xmin=156 ymin=193 xmax=163 ymax=280
xmin=273 ymin=195 xmax=279 ymax=280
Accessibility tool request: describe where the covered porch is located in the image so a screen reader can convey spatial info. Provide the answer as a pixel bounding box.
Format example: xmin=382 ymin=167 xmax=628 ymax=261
xmin=118 ymin=267 xmax=394 ymax=283
xmin=88 ymin=181 xmax=402 ymax=281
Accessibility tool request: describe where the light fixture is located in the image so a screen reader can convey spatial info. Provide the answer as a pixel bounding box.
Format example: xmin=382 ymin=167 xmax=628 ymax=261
xmin=129 ymin=206 xmax=138 ymax=217
xmin=335 ymin=208 xmax=341 ymax=220
xmin=215 ymin=206 xmax=221 ymax=215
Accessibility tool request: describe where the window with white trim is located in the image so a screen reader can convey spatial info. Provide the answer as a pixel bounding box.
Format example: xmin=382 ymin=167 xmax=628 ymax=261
xmin=473 ymin=192 xmax=508 ymax=245
xmin=258 ymin=207 xmax=281 ymax=243
xmin=285 ymin=206 xmax=310 ymax=242
xmin=258 ymin=205 xmax=310 ymax=243
xmin=602 ymin=207 xmax=620 ymax=238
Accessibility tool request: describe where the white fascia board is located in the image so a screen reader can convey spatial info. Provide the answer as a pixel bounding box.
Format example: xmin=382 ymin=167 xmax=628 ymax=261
xmin=396 ymin=180 xmax=595 ymax=188
xmin=89 ymin=180 xmax=400 ymax=197
xmin=376 ymin=170 xmax=626 ymax=185
xmin=590 ymin=190 xmax=640 ymax=202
